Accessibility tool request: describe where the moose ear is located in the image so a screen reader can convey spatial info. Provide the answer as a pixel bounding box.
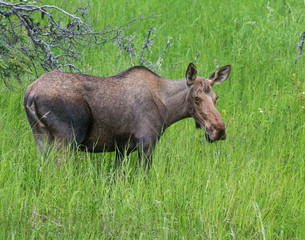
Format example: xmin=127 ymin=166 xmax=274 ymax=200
xmin=208 ymin=65 xmax=231 ymax=85
xmin=186 ymin=63 xmax=198 ymax=85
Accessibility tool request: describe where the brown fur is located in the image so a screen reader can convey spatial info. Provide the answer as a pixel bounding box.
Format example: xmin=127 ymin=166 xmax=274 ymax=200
xmin=24 ymin=63 xmax=231 ymax=169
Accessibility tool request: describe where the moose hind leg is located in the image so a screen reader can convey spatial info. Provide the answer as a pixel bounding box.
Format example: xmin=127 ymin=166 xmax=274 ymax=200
xmin=25 ymin=101 xmax=54 ymax=157
xmin=26 ymin=97 xmax=92 ymax=166
xmin=48 ymin=115 xmax=91 ymax=166
xmin=33 ymin=126 xmax=54 ymax=158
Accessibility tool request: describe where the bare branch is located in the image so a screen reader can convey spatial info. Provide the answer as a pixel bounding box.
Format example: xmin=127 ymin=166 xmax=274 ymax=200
xmin=0 ymin=0 xmax=160 ymax=83
xmin=116 ymin=27 xmax=173 ymax=70
xmin=296 ymin=31 xmax=305 ymax=63
xmin=139 ymin=27 xmax=154 ymax=65
xmin=298 ymin=31 xmax=305 ymax=56
xmin=156 ymin=37 xmax=173 ymax=67
xmin=194 ymin=50 xmax=200 ymax=63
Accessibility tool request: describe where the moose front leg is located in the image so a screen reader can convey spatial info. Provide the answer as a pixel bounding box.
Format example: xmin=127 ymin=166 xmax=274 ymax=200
xmin=115 ymin=148 xmax=124 ymax=170
xmin=135 ymin=136 xmax=157 ymax=171
xmin=114 ymin=141 xmax=134 ymax=170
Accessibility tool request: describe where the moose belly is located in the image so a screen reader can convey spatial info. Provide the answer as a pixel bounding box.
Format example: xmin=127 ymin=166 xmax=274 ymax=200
xmin=80 ymin=132 xmax=136 ymax=153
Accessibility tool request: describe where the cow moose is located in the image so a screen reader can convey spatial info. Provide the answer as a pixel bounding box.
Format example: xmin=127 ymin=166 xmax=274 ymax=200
xmin=24 ymin=63 xmax=231 ymax=169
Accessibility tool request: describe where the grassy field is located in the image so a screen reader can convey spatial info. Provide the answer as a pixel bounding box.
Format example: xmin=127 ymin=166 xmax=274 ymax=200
xmin=1 ymin=0 xmax=305 ymax=239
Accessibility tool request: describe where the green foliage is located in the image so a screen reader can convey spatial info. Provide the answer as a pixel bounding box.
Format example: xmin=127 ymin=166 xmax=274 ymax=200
xmin=291 ymin=72 xmax=305 ymax=112
xmin=1 ymin=0 xmax=305 ymax=239
xmin=0 ymin=35 xmax=32 ymax=87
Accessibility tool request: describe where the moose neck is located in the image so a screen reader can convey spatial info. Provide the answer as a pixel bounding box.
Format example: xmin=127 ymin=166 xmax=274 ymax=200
xmin=161 ymin=79 xmax=191 ymax=127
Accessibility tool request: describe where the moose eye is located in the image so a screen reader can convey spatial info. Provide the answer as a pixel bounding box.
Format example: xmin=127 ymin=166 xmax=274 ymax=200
xmin=194 ymin=96 xmax=199 ymax=101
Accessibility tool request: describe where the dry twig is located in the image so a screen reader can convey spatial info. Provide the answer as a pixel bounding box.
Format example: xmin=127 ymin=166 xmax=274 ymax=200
xmin=0 ymin=0 xmax=159 ymax=78
xmin=116 ymin=26 xmax=173 ymax=70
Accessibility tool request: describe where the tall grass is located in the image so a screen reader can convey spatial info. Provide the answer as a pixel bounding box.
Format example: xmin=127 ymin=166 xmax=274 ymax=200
xmin=1 ymin=0 xmax=305 ymax=239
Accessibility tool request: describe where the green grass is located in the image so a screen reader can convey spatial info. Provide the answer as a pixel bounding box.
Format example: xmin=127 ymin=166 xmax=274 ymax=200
xmin=1 ymin=0 xmax=305 ymax=239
